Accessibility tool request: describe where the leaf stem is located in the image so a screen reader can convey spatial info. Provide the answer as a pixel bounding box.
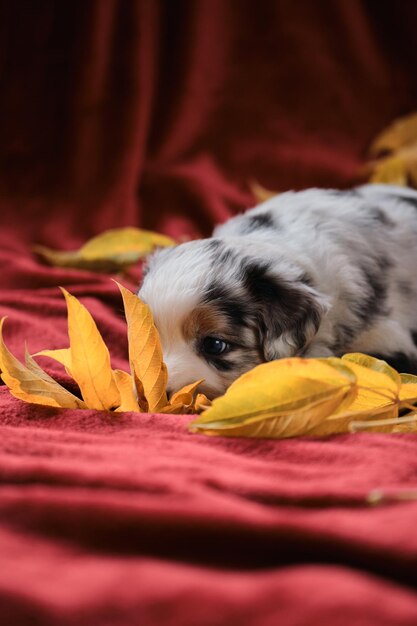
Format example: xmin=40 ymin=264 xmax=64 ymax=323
xmin=350 ymin=412 xmax=417 ymax=432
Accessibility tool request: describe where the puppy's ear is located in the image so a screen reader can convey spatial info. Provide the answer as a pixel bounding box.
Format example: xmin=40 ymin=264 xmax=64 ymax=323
xmin=243 ymin=263 xmax=330 ymax=361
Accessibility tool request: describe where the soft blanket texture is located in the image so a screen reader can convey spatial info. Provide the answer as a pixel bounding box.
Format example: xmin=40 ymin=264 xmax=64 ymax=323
xmin=1 ymin=1 xmax=417 ymax=624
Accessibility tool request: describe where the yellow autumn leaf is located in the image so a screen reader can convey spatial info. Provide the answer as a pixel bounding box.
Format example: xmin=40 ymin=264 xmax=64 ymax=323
xmin=113 ymin=369 xmax=140 ymax=412
xmin=117 ymin=282 xmax=168 ymax=412
xmin=304 ymin=355 xmax=401 ymax=437
xmin=367 ymin=111 xmax=417 ymax=187
xmin=161 ymin=397 xmax=210 ymax=415
xmin=342 ymin=352 xmax=400 ymax=379
xmin=168 ymin=380 xmax=203 ymax=408
xmin=399 ymin=373 xmax=417 ymax=407
xmin=370 ymin=111 xmax=417 ymax=156
xmin=191 ymin=383 xmax=352 ymax=438
xmin=191 ymin=352 xmax=417 ymax=439
xmin=159 ymin=403 xmax=187 ymax=414
xmin=368 ymin=156 xmax=408 ymax=186
xmin=248 ymin=356 xmax=356 ymax=389
xmin=35 ymin=227 xmax=176 ymax=273
xmin=339 ymin=353 xmax=399 ymax=409
xmin=61 ymin=288 xmax=120 ymax=410
xmin=160 ymin=380 xmax=205 ymax=414
xmin=35 ymin=348 xmax=72 ymax=376
xmin=339 ymin=369 xmax=417 ymax=435
xmin=194 ymin=393 xmax=212 ymax=411
xmin=190 ymin=358 xmax=357 ymax=438
xmin=169 ymin=380 xmax=204 ymax=404
xmin=1 ymin=286 xmax=208 ymax=416
xmin=0 ymin=318 xmax=85 ymax=409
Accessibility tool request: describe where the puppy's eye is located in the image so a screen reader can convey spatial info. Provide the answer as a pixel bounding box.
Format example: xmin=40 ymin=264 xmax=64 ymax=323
xmin=201 ymin=336 xmax=230 ymax=356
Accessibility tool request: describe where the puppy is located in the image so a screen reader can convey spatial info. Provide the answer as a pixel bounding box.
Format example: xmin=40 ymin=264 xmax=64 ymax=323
xmin=139 ymin=184 xmax=417 ymax=398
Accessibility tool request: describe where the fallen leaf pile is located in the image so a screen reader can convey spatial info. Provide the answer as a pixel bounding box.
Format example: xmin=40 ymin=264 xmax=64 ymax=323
xmin=2 ymin=286 xmax=417 ymax=439
xmin=366 ymin=110 xmax=417 ymax=186
xmin=189 ymin=354 xmax=417 ymax=438
xmin=0 ymin=284 xmax=209 ymax=415
xmin=35 ymin=227 xmax=176 ymax=273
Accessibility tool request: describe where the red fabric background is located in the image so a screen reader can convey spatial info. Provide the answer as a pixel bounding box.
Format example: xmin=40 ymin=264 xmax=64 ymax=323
xmin=1 ymin=1 xmax=417 ymax=624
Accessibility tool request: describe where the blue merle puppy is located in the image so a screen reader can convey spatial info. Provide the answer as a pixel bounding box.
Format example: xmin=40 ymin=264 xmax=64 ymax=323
xmin=139 ymin=184 xmax=417 ymax=398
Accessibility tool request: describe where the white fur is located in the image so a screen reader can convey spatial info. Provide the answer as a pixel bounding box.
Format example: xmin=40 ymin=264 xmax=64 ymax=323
xmin=140 ymin=185 xmax=417 ymax=396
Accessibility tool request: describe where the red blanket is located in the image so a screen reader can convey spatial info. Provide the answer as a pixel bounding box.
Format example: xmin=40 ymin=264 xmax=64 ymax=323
xmin=1 ymin=1 xmax=417 ymax=624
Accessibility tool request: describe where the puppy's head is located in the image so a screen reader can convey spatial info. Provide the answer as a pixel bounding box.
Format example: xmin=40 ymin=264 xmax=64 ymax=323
xmin=139 ymin=238 xmax=329 ymax=398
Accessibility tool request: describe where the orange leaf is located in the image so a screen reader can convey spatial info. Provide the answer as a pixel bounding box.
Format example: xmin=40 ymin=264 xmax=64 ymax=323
xmin=117 ymin=283 xmax=168 ymax=412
